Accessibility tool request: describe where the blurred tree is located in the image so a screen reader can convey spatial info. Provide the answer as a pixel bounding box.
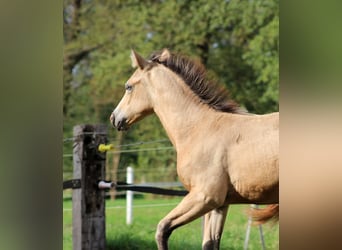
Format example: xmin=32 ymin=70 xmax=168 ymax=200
xmin=63 ymin=0 xmax=278 ymax=182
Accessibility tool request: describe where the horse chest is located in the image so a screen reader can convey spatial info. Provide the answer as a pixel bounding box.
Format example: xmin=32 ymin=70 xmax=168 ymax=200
xmin=176 ymin=149 xmax=226 ymax=191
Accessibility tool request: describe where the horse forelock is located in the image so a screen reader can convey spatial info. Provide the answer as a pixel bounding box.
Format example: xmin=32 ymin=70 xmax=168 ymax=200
xmin=149 ymin=50 xmax=246 ymax=114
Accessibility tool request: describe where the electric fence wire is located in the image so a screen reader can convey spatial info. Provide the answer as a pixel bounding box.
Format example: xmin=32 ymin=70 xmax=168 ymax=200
xmin=63 ymin=138 xmax=173 ymax=158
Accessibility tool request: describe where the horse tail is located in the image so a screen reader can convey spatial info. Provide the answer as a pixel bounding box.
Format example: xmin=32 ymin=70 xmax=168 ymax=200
xmin=249 ymin=204 xmax=279 ymax=224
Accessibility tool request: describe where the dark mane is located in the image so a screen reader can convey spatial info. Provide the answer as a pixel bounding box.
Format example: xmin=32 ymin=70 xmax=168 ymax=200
xmin=149 ymin=50 xmax=245 ymax=114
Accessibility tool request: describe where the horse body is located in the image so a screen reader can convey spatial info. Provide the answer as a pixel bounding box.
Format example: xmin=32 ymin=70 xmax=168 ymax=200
xmin=110 ymin=49 xmax=279 ymax=250
xmin=175 ymin=112 xmax=279 ymax=205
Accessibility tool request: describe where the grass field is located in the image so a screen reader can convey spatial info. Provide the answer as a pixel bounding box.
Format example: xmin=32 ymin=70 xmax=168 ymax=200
xmin=63 ymin=196 xmax=278 ymax=249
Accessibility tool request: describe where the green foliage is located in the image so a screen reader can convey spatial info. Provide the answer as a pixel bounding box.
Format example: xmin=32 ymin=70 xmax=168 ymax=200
xmin=63 ymin=0 xmax=278 ymax=178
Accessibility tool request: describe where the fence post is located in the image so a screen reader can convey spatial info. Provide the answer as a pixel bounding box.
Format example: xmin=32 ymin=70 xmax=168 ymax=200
xmin=126 ymin=166 xmax=134 ymax=225
xmin=73 ymin=124 xmax=107 ymax=250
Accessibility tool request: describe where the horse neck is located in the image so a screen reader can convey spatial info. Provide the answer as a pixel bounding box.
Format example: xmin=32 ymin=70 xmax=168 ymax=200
xmin=148 ymin=69 xmax=214 ymax=147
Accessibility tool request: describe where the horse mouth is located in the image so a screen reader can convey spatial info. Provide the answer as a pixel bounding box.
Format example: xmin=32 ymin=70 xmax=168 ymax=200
xmin=116 ymin=118 xmax=129 ymax=131
xmin=110 ymin=113 xmax=129 ymax=131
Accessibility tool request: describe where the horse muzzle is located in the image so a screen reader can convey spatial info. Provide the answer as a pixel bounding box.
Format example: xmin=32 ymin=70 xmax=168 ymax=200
xmin=110 ymin=112 xmax=129 ymax=131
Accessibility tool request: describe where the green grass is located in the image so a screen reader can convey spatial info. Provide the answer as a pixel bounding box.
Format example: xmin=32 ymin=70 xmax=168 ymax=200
xmin=63 ymin=197 xmax=278 ymax=249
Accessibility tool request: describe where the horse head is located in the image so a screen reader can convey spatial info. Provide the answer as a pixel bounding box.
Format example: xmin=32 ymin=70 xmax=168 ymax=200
xmin=111 ymin=49 xmax=170 ymax=131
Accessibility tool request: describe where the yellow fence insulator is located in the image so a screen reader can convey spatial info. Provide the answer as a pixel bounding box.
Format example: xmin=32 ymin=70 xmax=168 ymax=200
xmin=98 ymin=144 xmax=114 ymax=153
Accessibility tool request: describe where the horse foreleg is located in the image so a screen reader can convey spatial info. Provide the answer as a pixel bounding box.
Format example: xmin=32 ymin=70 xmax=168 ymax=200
xmin=202 ymin=206 xmax=229 ymax=250
xmin=155 ymin=191 xmax=219 ymax=250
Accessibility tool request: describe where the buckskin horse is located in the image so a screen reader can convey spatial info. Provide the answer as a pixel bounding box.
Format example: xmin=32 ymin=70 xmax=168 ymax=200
xmin=110 ymin=49 xmax=279 ymax=250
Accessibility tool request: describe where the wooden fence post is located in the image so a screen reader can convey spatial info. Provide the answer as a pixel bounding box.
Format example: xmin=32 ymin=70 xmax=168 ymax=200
xmin=73 ymin=124 xmax=107 ymax=250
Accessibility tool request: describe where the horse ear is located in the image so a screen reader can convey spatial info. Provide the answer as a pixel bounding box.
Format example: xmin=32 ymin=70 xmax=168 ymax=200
xmin=159 ymin=48 xmax=171 ymax=62
xmin=131 ymin=49 xmax=148 ymax=69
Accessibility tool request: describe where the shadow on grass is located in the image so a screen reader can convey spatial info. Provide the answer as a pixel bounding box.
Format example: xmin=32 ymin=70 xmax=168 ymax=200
xmin=106 ymin=236 xmax=247 ymax=250
xmin=106 ymin=238 xmax=201 ymax=250
xmin=106 ymin=235 xmax=201 ymax=250
xmin=106 ymin=238 xmax=156 ymax=250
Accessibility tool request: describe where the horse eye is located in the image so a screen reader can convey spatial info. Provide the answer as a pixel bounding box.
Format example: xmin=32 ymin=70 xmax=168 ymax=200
xmin=125 ymin=84 xmax=133 ymax=91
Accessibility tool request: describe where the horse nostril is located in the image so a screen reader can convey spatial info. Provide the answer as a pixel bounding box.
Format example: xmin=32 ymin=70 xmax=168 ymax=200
xmin=110 ymin=113 xmax=115 ymax=126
